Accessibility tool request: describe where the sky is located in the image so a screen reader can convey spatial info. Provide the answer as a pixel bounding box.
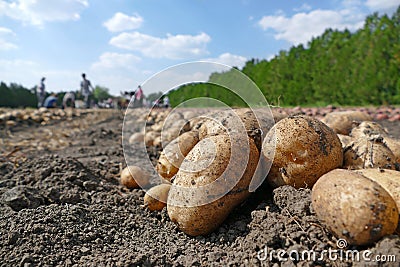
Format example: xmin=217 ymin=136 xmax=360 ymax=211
xmin=0 ymin=0 xmax=399 ymax=96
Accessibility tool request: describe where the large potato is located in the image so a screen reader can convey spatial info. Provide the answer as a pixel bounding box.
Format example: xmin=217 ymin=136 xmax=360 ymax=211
xmin=167 ymin=134 xmax=259 ymax=236
xmin=156 ymin=131 xmax=199 ymax=180
xmin=262 ymin=115 xmax=343 ymax=188
xmin=312 ymin=169 xmax=398 ymax=246
xmin=322 ymin=110 xmax=372 ymax=135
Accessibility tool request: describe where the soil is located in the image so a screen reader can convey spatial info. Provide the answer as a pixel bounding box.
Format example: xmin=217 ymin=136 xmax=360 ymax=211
xmin=1 ymin=108 xmax=400 ymax=266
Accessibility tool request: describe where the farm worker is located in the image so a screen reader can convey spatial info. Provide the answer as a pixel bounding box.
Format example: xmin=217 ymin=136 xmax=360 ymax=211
xmin=80 ymin=73 xmax=94 ymax=108
xmin=43 ymin=94 xmax=58 ymax=108
xmin=163 ymin=96 xmax=170 ymax=108
xmin=135 ymin=85 xmax=144 ymax=107
xmin=62 ymin=91 xmax=76 ymax=109
xmin=37 ymin=77 xmax=46 ymax=108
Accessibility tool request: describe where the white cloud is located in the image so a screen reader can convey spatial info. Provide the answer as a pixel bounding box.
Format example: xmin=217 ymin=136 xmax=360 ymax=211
xmin=91 ymin=52 xmax=142 ymax=70
xmin=103 ymin=12 xmax=143 ymax=32
xmin=294 ymin=3 xmax=312 ymax=12
xmin=365 ymin=0 xmax=400 ymax=11
xmin=0 ymin=27 xmax=17 ymax=50
xmin=203 ymin=53 xmax=248 ymax=68
xmin=258 ymin=9 xmax=364 ymax=45
xmin=0 ymin=0 xmax=89 ymax=26
xmin=109 ymin=31 xmax=211 ymax=59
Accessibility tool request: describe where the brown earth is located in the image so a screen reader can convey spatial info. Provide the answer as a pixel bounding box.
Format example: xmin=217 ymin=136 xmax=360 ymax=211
xmin=0 ymin=108 xmax=399 ymax=266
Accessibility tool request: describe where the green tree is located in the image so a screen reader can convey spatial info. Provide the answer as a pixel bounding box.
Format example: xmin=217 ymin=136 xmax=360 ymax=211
xmin=93 ymin=86 xmax=111 ymax=102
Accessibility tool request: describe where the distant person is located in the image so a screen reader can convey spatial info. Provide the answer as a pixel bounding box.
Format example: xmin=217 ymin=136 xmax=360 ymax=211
xmin=135 ymin=85 xmax=144 ymax=107
xmin=43 ymin=94 xmax=58 ymax=108
xmin=80 ymin=73 xmax=94 ymax=108
xmin=62 ymin=91 xmax=75 ymax=109
xmin=163 ymin=96 xmax=170 ymax=108
xmin=37 ymin=77 xmax=46 ymax=108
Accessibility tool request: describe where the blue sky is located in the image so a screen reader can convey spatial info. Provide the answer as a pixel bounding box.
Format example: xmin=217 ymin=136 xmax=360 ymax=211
xmin=0 ymin=0 xmax=399 ymax=95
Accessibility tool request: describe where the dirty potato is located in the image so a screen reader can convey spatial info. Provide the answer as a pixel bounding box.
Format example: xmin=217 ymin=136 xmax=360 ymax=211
xmin=262 ymin=115 xmax=343 ymax=188
xmin=343 ymin=137 xmax=397 ymax=170
xmin=167 ymin=134 xmax=259 ymax=236
xmin=350 ymin=121 xmax=400 ymax=164
xmin=312 ymin=169 xmax=398 ymax=245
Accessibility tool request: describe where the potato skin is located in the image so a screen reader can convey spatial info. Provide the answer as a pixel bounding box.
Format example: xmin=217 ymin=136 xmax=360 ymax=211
xmin=198 ymin=108 xmax=275 ymax=151
xmin=262 ymin=115 xmax=343 ymax=188
xmin=167 ymin=134 xmax=259 ymax=236
xmin=356 ymin=169 xmax=400 ymax=210
xmin=144 ymin=184 xmax=171 ymax=211
xmin=337 ymin=134 xmax=354 ymax=148
xmin=120 ymin=166 xmax=150 ymax=189
xmin=312 ymin=169 xmax=398 ymax=246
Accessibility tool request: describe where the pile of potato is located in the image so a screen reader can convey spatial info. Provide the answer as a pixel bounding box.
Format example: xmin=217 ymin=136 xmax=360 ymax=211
xmin=121 ymin=108 xmax=400 ymax=245
xmin=0 ymin=107 xmax=85 ymax=127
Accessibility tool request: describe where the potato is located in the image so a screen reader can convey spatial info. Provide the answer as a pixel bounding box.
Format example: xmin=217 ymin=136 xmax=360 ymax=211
xmin=350 ymin=121 xmax=400 ymax=164
xmin=312 ymin=169 xmax=398 ymax=245
xmin=156 ymin=131 xmax=199 ymax=180
xmin=262 ymin=115 xmax=343 ymax=188
xmin=128 ymin=132 xmax=144 ymax=144
xmin=153 ymin=136 xmax=162 ymax=147
xmin=343 ymin=137 xmax=397 ymax=170
xmin=385 ymin=138 xmax=400 ymax=164
xmin=144 ymin=131 xmax=160 ymax=147
xmin=199 ymin=108 xmax=275 ymax=150
xmin=322 ymin=110 xmax=372 ymax=135
xmin=350 ymin=121 xmax=387 ymax=139
xmin=144 ymin=184 xmax=171 ymax=211
xmin=120 ymin=166 xmax=150 ymax=189
xmin=151 ymin=123 xmax=163 ymax=132
xmin=167 ymin=134 xmax=259 ymax=236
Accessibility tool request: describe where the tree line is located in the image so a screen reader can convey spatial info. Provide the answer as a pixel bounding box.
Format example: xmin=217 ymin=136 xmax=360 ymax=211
xmin=169 ymin=7 xmax=400 ymax=107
